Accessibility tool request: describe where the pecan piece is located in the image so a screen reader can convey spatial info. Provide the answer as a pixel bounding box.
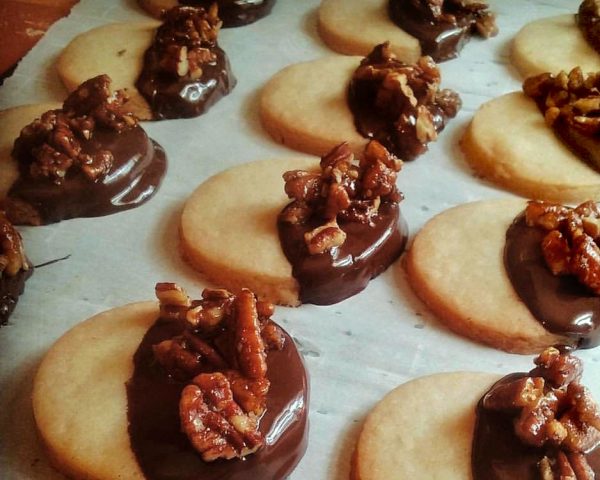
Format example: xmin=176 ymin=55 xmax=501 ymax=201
xmin=233 ymin=289 xmax=267 ymax=380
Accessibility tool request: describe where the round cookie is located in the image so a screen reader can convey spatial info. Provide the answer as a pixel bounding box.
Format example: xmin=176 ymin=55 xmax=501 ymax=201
xmin=259 ymin=56 xmax=366 ymax=157
xmin=405 ymin=199 xmax=567 ymax=354
xmin=352 ymin=372 xmax=500 ymax=480
xmin=511 ymin=14 xmax=600 ymax=79
xmin=0 ymin=103 xmax=60 ymax=200
xmin=317 ymin=0 xmax=421 ymax=63
xmin=56 ymin=22 xmax=159 ymax=120
xmin=461 ymin=91 xmax=600 ymax=203
xmin=180 ymin=157 xmax=317 ymax=307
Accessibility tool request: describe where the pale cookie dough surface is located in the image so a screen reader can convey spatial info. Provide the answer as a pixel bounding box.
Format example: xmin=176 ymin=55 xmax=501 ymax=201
xmin=32 ymin=301 xmax=157 ymax=480
xmin=405 ymin=199 xmax=566 ymax=354
xmin=180 ymin=157 xmax=317 ymax=307
xmin=318 ymin=0 xmax=421 ymax=63
xmin=511 ymin=14 xmax=600 ymax=78
xmin=259 ymin=56 xmax=366 ymax=157
xmin=353 ymin=372 xmax=500 ymax=480
xmin=461 ymin=91 xmax=600 ymax=203
xmin=56 ymin=22 xmax=159 ymax=120
xmin=0 ymin=103 xmax=60 ymax=200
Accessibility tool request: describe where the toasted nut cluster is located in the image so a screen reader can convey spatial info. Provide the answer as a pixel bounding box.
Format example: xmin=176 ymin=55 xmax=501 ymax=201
xmin=155 ymin=6 xmax=221 ymax=79
xmin=279 ymin=141 xmax=403 ymax=255
xmin=483 ymin=347 xmax=600 ymax=479
xmin=0 ymin=211 xmax=29 ymax=278
xmin=578 ymin=0 xmax=600 ymax=55
xmin=525 ymin=200 xmax=600 ymax=294
xmin=411 ymin=0 xmax=498 ymax=38
xmin=349 ymin=42 xmax=461 ymax=160
xmin=12 ymin=75 xmax=136 ymax=185
xmin=153 ymin=283 xmax=284 ymax=461
xmin=523 ymin=67 xmax=600 ymax=135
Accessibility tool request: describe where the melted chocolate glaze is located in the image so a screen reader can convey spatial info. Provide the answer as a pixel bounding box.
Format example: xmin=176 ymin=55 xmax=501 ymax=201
xmin=8 ymin=126 xmax=166 ymax=225
xmin=278 ymin=202 xmax=408 ymax=305
xmin=504 ymin=214 xmax=600 ymax=348
xmin=388 ymin=0 xmax=480 ymax=62
xmin=127 ymin=316 xmax=309 ymax=480
xmin=181 ymin=0 xmax=276 ymax=27
xmin=472 ymin=373 xmax=600 ymax=479
xmin=136 ymin=44 xmax=236 ymax=120
xmin=0 ymin=265 xmax=32 ymax=326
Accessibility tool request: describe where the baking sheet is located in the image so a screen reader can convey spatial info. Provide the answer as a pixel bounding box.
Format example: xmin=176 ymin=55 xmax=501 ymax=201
xmin=1 ymin=1 xmax=598 ymax=479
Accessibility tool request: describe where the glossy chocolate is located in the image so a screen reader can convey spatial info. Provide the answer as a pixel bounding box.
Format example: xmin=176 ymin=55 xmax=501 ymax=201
xmin=472 ymin=373 xmax=600 ymax=479
xmin=0 ymin=265 xmax=32 ymax=326
xmin=181 ymin=0 xmax=276 ymax=27
xmin=578 ymin=0 xmax=600 ymax=55
xmin=278 ymin=202 xmax=408 ymax=305
xmin=388 ymin=0 xmax=487 ymax=62
xmin=8 ymin=126 xmax=167 ymax=225
xmin=127 ymin=316 xmax=309 ymax=480
xmin=136 ymin=44 xmax=236 ymax=119
xmin=504 ymin=214 xmax=600 ymax=348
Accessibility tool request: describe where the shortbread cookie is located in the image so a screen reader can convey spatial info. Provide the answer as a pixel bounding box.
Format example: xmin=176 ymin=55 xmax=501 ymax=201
xmin=461 ymin=92 xmax=600 ymax=203
xmin=352 ymin=372 xmax=500 ymax=480
xmin=405 ymin=199 xmax=568 ymax=354
xmin=317 ymin=0 xmax=421 ymax=62
xmin=181 ymin=157 xmax=317 ymax=306
xmin=0 ymin=103 xmax=58 ymax=200
xmin=511 ymin=14 xmax=600 ymax=78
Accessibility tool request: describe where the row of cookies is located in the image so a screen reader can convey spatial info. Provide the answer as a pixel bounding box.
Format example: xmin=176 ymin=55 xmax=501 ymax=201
xmin=1 ymin=0 xmax=600 ymax=480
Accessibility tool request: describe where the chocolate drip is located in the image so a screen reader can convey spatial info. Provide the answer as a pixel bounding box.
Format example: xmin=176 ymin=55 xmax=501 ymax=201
xmin=504 ymin=214 xmax=600 ymax=348
xmin=0 ymin=265 xmax=32 ymax=326
xmin=278 ymin=202 xmax=408 ymax=305
xmin=136 ymin=44 xmax=236 ymax=119
xmin=8 ymin=126 xmax=166 ymax=225
xmin=472 ymin=373 xmax=600 ymax=479
xmin=388 ymin=0 xmax=491 ymax=62
xmin=181 ymin=0 xmax=276 ymax=27
xmin=127 ymin=316 xmax=308 ymax=480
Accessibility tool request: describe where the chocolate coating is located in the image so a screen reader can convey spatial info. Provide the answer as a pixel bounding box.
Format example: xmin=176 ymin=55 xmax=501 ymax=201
xmin=504 ymin=213 xmax=600 ymax=348
xmin=0 ymin=265 xmax=32 ymax=326
xmin=127 ymin=316 xmax=309 ymax=480
xmin=181 ymin=0 xmax=276 ymax=27
xmin=578 ymin=0 xmax=600 ymax=55
xmin=472 ymin=373 xmax=600 ymax=479
xmin=278 ymin=202 xmax=408 ymax=305
xmin=8 ymin=126 xmax=166 ymax=225
xmin=136 ymin=44 xmax=236 ymax=120
xmin=388 ymin=0 xmax=485 ymax=62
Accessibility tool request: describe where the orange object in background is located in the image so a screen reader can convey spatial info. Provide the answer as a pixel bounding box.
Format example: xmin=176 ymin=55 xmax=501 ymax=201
xmin=0 ymin=0 xmax=79 ymax=82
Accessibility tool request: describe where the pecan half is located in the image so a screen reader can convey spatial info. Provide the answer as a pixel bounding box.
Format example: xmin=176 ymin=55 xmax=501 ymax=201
xmin=0 ymin=211 xmax=29 ymax=277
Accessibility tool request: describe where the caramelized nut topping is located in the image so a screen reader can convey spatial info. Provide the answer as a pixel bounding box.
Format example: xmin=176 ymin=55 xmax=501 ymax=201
xmin=280 ymin=141 xmax=403 ymax=254
xmin=525 ymin=200 xmax=600 ymax=295
xmin=348 ymin=43 xmax=461 ymax=160
xmin=483 ymin=347 xmax=600 ymax=479
xmin=153 ymin=283 xmax=284 ymax=461
xmin=578 ymin=0 xmax=600 ymax=55
xmin=154 ymin=6 xmax=221 ymax=79
xmin=12 ymin=75 xmax=136 ymax=185
xmin=0 ymin=211 xmax=29 ymax=278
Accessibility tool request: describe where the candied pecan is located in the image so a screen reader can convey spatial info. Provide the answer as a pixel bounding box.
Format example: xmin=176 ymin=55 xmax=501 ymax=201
xmin=225 ymin=370 xmax=270 ymax=416
xmin=233 ymin=289 xmax=267 ymax=380
xmin=578 ymin=0 xmax=600 ymax=55
xmin=0 ymin=211 xmax=29 ymax=277
xmin=304 ymin=220 xmax=347 ymax=255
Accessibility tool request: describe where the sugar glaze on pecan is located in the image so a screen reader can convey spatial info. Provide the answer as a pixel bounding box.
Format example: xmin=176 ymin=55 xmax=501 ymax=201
xmin=481 ymin=347 xmax=600 ymax=479
xmin=525 ymin=200 xmax=600 ymax=295
xmin=0 ymin=211 xmax=30 ymax=279
xmin=279 ymin=141 xmax=403 ymax=255
xmin=153 ymin=283 xmax=284 ymax=461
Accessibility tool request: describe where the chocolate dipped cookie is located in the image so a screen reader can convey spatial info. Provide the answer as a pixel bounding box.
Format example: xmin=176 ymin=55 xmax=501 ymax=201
xmin=318 ymin=0 xmax=497 ymax=62
xmin=33 ymin=284 xmax=308 ymax=480
xmin=180 ymin=142 xmax=407 ymax=306
xmin=57 ymin=6 xmax=236 ymax=120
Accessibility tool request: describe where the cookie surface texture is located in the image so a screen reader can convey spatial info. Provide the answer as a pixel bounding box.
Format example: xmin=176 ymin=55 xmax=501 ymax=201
xmin=260 ymin=56 xmax=366 ymax=157
xmin=56 ymin=22 xmax=159 ymax=120
xmin=0 ymin=103 xmax=60 ymax=199
xmin=180 ymin=157 xmax=317 ymax=306
xmin=461 ymin=92 xmax=600 ymax=203
xmin=353 ymin=372 xmax=500 ymax=480
xmin=511 ymin=14 xmax=600 ymax=78
xmin=405 ymin=199 xmax=566 ymax=354
xmin=32 ymin=301 xmax=156 ymax=480
xmin=318 ymin=0 xmax=420 ymax=62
